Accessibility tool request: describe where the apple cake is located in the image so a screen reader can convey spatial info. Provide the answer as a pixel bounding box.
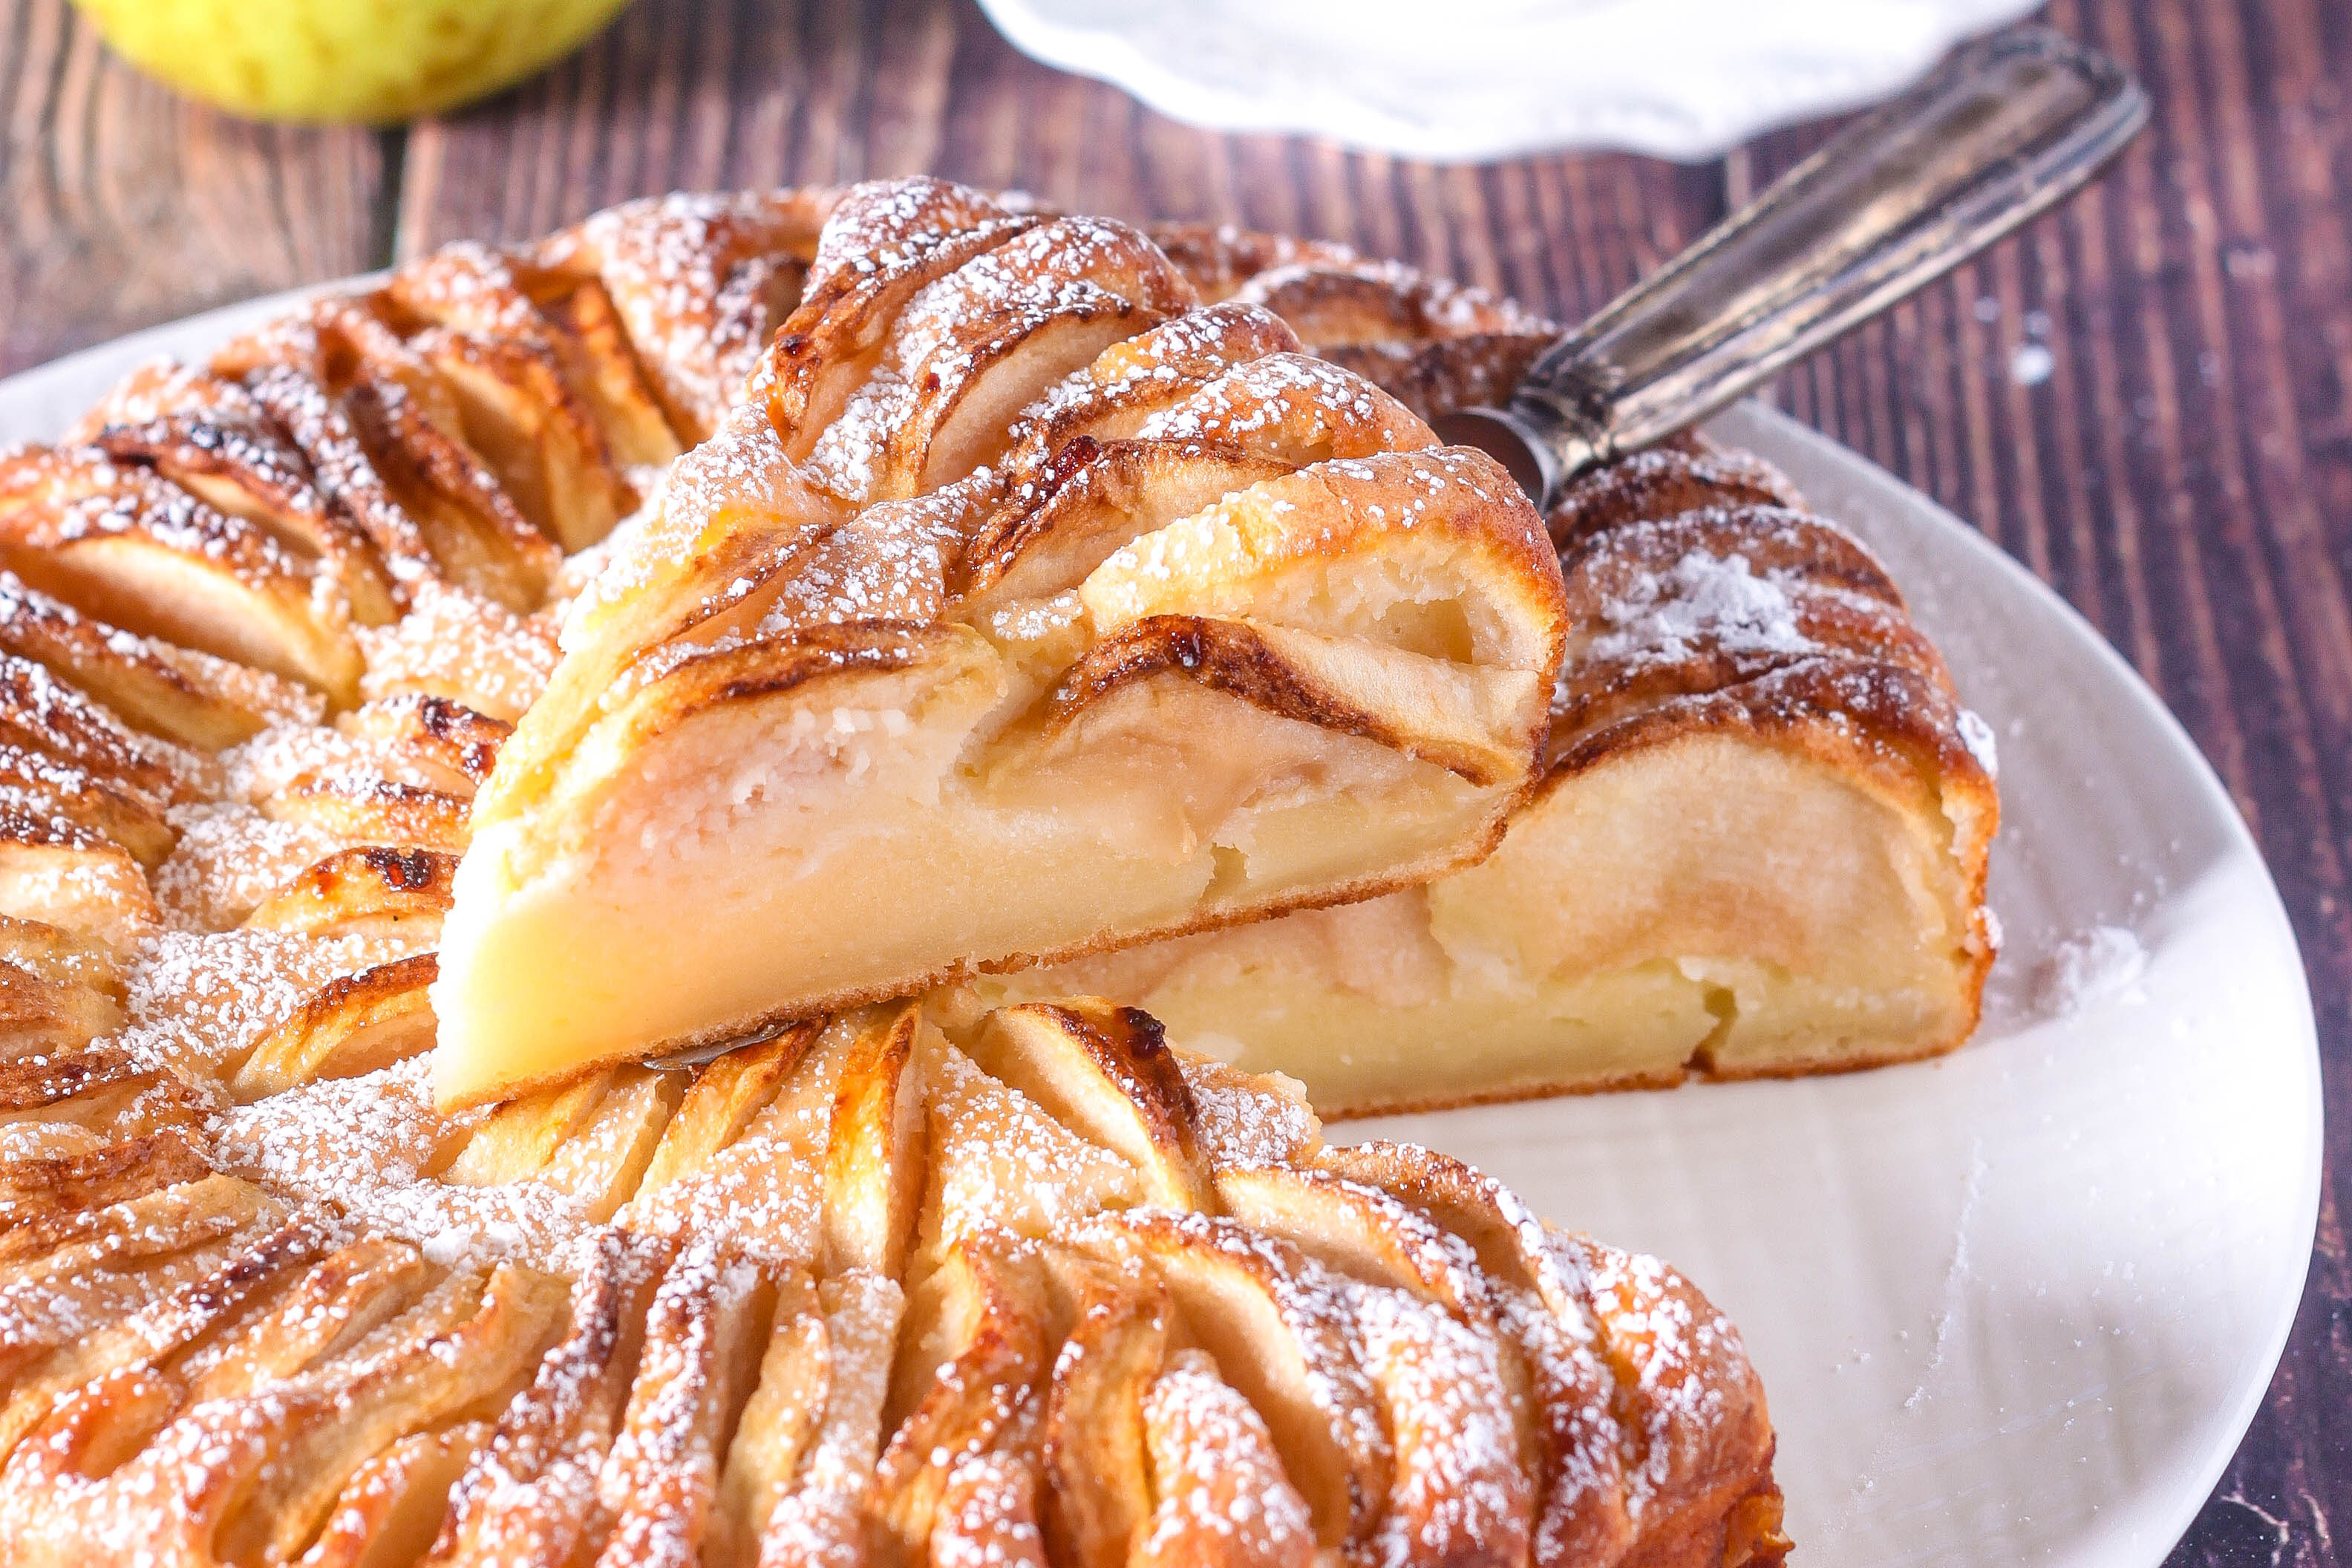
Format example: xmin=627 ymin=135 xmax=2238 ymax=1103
xmin=0 ymin=176 xmax=1993 ymax=1121
xmin=0 ymin=182 xmax=1790 ymax=1567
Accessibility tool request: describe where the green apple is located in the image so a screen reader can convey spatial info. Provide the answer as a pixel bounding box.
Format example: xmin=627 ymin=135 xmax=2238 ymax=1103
xmin=72 ymin=0 xmax=633 ymax=123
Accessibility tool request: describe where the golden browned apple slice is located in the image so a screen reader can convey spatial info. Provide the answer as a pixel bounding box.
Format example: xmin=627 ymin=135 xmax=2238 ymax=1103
xmin=191 ymin=1263 xmax=567 ymax=1564
xmin=539 ymin=187 xmax=837 ymax=442
xmin=0 ymin=448 xmax=365 ymax=704
xmin=0 ymin=568 xmax=324 ymax=749
xmin=759 ymin=184 xmax=1039 ymax=460
xmin=918 ymin=1039 xmax=1143 ymax=1266
xmin=0 ymin=1047 xmax=211 ymax=1146
xmin=0 ymin=1129 xmax=209 ymax=1234
xmin=0 ymin=915 xmax=124 ymax=1052
xmin=801 ymin=217 xmax=1195 ymax=503
xmin=173 ymin=1236 xmax=431 ymax=1405
xmin=0 ymin=1181 xmax=293 ymax=1434
xmin=0 ymin=1172 xmax=279 ymax=1293
xmin=232 ymin=299 xmax=566 ymax=613
xmin=513 ymin=262 xmax=684 ymax=468
xmin=537 ymin=1068 xmax=687 ymax=1223
xmin=336 ymin=691 xmax=512 ymax=785
xmin=411 ymin=324 xmax=633 ymax=551
xmin=0 ymin=1226 xmax=258 ymax=1401
xmin=1038 ymin=1253 xmax=1167 ymax=1568
xmin=1548 ymin=1228 xmax=1782 ymax=1564
xmin=1316 ymin=1137 xmax=1786 ymax=1565
xmin=301 ymin=1419 xmax=497 ymax=1568
xmin=1209 ymin=1163 xmax=1492 ymax=1324
xmin=387 ymin=244 xmax=642 ymax=548
xmin=427 ymin=1233 xmax=670 ymax=1566
xmin=618 ymin=1015 xmax=863 ymax=1266
xmin=593 ymin=1238 xmax=774 ymax=1565
xmin=228 ymin=950 xmax=440 ymax=1100
xmin=872 ymin=1233 xmax=1051 ymax=1557
xmin=1077 ymin=1209 xmax=1388 ymax=1554
xmin=1130 ymin=1348 xmax=1316 ymax=1568
xmin=0 ymin=746 xmax=174 ymax=869
xmin=241 ymin=845 xmax=457 ymax=941
xmin=987 ymin=303 xmax=1304 ymax=484
xmin=1 ymin=649 xmax=216 ymax=808
xmin=961 ymin=1000 xmax=1209 ymax=1211
xmin=0 ymin=1186 xmax=313 ymax=1425
xmin=749 ymin=1267 xmax=906 ymax=1567
xmin=75 ymin=358 xmax=402 ymax=627
xmin=441 ymin=1068 xmax=621 ymax=1187
xmin=956 ymin=440 xmax=1293 ymax=613
xmin=709 ymin=1271 xmax=829 ymax=1567
xmin=628 ymin=1024 xmax=820 ymax=1200
xmin=931 ymin=1447 xmax=1052 ymax=1568
xmin=822 ymin=1004 xmax=933 ymax=1281
xmin=0 ymin=805 xmax=158 ymax=946
xmin=1347 ymin=1281 xmax=1533 ymax=1568
xmin=1224 ymin=256 xmax=1544 ymax=353
xmin=260 ymin=766 xmax=474 ymax=852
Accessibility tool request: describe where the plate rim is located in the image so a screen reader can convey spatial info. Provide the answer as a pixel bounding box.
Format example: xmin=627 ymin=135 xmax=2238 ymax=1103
xmin=1716 ymin=399 xmax=2324 ymax=1566
xmin=0 ymin=286 xmax=2324 ymax=1568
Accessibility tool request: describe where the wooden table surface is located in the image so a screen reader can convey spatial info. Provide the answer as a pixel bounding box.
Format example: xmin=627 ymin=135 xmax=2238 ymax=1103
xmin=1 ymin=0 xmax=2344 ymax=1558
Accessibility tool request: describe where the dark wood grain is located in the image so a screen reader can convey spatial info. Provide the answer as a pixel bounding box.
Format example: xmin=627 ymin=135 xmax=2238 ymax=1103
xmin=391 ymin=0 xmax=1717 ymax=309
xmin=1 ymin=0 xmax=2347 ymax=1558
xmin=0 ymin=0 xmax=389 ymax=375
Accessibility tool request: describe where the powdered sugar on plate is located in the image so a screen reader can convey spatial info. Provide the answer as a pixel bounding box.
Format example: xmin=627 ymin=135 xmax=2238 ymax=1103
xmin=2035 ymin=924 xmax=2149 ymax=1016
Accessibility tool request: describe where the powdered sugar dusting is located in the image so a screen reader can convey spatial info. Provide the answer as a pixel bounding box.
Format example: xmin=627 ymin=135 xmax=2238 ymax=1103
xmin=1584 ymin=549 xmax=1816 ymax=669
xmin=2037 ymin=924 xmax=2149 ymax=1015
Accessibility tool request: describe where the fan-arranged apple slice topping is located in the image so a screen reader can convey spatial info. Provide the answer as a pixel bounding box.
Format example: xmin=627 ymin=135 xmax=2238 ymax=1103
xmin=0 ymin=987 xmax=1786 ymax=1567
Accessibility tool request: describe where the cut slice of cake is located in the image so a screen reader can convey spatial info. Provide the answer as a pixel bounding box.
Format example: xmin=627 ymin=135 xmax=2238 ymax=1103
xmin=975 ymin=436 xmax=2000 ymax=1114
xmin=429 ymin=181 xmax=1568 ymax=1108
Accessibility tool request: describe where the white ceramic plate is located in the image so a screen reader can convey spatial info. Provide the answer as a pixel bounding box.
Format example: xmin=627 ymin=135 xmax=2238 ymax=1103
xmin=974 ymin=0 xmax=2042 ymax=162
xmin=1 ymin=293 xmax=2320 ymax=1568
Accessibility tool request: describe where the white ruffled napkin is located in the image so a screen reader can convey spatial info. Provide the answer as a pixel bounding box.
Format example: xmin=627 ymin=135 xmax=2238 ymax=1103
xmin=975 ymin=0 xmax=2041 ymax=162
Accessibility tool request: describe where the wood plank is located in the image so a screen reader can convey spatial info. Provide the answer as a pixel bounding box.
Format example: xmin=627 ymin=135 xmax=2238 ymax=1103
xmin=393 ymin=0 xmax=1715 ymax=312
xmin=0 ymin=0 xmax=388 ymax=374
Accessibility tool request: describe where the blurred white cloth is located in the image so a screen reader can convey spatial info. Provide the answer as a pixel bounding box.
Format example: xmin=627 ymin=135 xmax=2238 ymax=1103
xmin=976 ymin=0 xmax=2042 ymax=162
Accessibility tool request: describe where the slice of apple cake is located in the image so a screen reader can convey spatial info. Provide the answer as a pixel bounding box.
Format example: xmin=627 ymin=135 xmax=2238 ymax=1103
xmin=981 ymin=433 xmax=1999 ymax=1113
xmin=431 ymin=180 xmax=1569 ymax=1107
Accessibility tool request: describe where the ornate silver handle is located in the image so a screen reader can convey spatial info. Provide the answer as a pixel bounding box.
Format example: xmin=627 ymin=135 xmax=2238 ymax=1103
xmin=1436 ymin=24 xmax=2149 ymax=506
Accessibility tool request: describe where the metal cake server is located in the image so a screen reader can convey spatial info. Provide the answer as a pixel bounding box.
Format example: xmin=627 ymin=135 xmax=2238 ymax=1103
xmin=1433 ymin=24 xmax=2148 ymax=509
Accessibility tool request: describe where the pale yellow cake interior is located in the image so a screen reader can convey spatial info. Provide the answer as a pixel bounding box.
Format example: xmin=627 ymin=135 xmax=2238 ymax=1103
xmin=979 ymin=731 xmax=1992 ymax=1114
